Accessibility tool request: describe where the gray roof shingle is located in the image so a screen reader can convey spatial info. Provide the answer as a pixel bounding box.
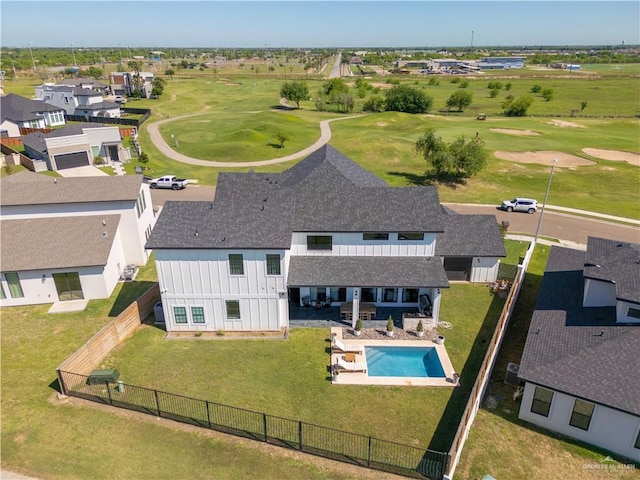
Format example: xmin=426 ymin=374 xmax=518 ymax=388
xmin=0 ymin=174 xmax=143 ymax=206
xmin=288 ymin=256 xmax=450 ymax=288
xmin=583 ymin=237 xmax=640 ymax=303
xmin=0 ymin=214 xmax=120 ymax=270
xmin=435 ymin=214 xmax=506 ymax=257
xmin=0 ymin=93 xmax=64 ymax=123
xmin=518 ymin=245 xmax=640 ymax=416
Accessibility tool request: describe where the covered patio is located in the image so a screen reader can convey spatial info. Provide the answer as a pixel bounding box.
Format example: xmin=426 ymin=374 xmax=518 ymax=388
xmin=288 ymin=303 xmax=413 ymax=328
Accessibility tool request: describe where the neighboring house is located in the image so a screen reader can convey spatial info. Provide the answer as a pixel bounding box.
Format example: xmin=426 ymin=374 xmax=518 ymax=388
xmin=146 ymin=145 xmax=505 ymax=333
xmin=518 ymin=238 xmax=640 ymax=462
xmin=22 ymin=124 xmax=130 ymax=170
xmin=0 ymin=171 xmax=156 ymax=268
xmin=0 ymin=93 xmax=66 ymax=136
xmin=0 ymin=215 xmax=127 ymax=306
xmin=109 ymin=71 xmax=154 ymax=98
xmin=57 ymin=77 xmax=110 ymax=94
xmin=35 ymin=84 xmax=121 ymax=118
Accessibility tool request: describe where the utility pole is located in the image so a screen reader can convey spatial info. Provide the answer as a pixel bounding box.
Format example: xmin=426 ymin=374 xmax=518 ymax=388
xmin=71 ymin=43 xmax=77 ymax=66
xmin=28 ymin=43 xmax=36 ymax=71
xmin=534 ymin=159 xmax=558 ymax=243
xmin=470 ymin=30 xmax=474 ymax=50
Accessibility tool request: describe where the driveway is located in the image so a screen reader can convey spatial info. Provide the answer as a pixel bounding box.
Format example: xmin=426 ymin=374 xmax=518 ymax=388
xmin=150 ymin=185 xmax=216 ymax=208
xmin=56 ymin=166 xmax=109 ymax=177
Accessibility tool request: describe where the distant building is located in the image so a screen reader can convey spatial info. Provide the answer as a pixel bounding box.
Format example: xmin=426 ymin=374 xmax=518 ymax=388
xmin=477 ymin=57 xmax=525 ymax=70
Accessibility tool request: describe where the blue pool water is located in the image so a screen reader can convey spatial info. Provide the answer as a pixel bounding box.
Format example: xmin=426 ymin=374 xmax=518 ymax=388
xmin=365 ymin=346 xmax=446 ymax=378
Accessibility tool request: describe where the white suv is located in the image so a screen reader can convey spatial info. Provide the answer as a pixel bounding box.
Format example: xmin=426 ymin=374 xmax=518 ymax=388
xmin=500 ymin=198 xmax=538 ymax=214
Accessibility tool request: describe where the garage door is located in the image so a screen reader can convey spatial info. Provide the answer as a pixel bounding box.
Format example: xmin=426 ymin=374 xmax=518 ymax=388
xmin=54 ymin=151 xmax=90 ymax=170
xmin=444 ymin=257 xmax=472 ymax=281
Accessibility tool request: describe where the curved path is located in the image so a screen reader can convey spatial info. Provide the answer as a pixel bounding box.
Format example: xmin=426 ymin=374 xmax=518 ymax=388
xmin=146 ymin=111 xmax=361 ymax=167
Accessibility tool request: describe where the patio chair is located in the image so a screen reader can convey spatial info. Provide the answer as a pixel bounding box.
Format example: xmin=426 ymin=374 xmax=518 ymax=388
xmin=336 ymin=357 xmax=367 ymax=373
xmin=331 ymin=337 xmax=363 ymax=354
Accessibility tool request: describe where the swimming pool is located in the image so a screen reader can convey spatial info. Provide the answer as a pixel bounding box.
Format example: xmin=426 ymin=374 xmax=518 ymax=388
xmin=365 ymin=346 xmax=446 ymax=378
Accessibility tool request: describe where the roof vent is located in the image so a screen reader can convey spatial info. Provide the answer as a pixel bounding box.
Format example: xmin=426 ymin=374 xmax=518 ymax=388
xmin=102 ymin=231 xmax=108 ymax=238
xmin=194 ymin=229 xmax=198 ymax=237
xmin=102 ymin=219 xmax=106 ymax=226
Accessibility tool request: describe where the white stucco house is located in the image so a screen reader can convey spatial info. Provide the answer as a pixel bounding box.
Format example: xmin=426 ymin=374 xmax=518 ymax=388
xmin=109 ymin=71 xmax=155 ymax=98
xmin=22 ymin=124 xmax=130 ymax=171
xmin=0 ymin=172 xmax=156 ymax=306
xmin=146 ymin=145 xmax=505 ymax=333
xmin=0 ymin=93 xmax=66 ymax=137
xmin=518 ymin=238 xmax=640 ymax=462
xmin=35 ymin=84 xmax=121 ymax=118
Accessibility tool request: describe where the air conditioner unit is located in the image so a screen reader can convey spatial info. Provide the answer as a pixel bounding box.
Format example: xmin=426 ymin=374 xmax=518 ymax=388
xmin=505 ymin=362 xmax=522 ymax=387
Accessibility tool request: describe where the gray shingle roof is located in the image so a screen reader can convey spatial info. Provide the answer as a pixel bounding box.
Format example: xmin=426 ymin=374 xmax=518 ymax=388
xmin=0 ymin=171 xmax=52 ymax=184
xmin=148 ymin=145 xmax=500 ymax=251
xmin=22 ymin=123 xmax=106 ymax=154
xmin=288 ymin=256 xmax=450 ymax=288
xmin=145 ymin=201 xmax=293 ymax=250
xmin=0 ymin=93 xmax=64 ymax=123
xmin=435 ymin=214 xmax=506 ymax=257
xmin=0 ymin=174 xmax=143 ymax=206
xmin=0 ymin=214 xmax=120 ymax=270
xmin=583 ymin=237 xmax=640 ymax=303
xmin=74 ymin=101 xmax=120 ymax=111
xmin=518 ymin=245 xmax=640 ymax=416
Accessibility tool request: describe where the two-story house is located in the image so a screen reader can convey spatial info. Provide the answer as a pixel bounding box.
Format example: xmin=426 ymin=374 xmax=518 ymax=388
xmin=0 ymin=172 xmax=156 ymax=306
xmin=518 ymin=237 xmax=640 ymax=461
xmin=35 ymin=84 xmax=121 ymax=118
xmin=146 ymin=145 xmax=505 ymax=333
xmin=109 ymin=71 xmax=154 ymax=99
xmin=22 ymin=124 xmax=130 ymax=170
xmin=0 ymin=93 xmax=66 ymax=137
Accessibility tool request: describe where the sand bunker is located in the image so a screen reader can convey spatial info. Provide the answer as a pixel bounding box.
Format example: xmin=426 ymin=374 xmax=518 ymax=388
xmin=491 ymin=128 xmax=541 ymax=136
xmin=582 ymin=148 xmax=640 ymax=167
xmin=548 ymin=119 xmax=585 ymax=128
xmin=493 ymin=151 xmax=596 ymax=167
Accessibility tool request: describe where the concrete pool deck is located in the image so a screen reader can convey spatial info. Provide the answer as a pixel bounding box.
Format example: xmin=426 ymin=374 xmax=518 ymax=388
xmin=330 ymin=327 xmax=457 ymax=387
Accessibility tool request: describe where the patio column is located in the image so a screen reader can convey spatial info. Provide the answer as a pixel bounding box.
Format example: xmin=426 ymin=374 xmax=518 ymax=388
xmin=352 ymin=288 xmax=360 ymax=329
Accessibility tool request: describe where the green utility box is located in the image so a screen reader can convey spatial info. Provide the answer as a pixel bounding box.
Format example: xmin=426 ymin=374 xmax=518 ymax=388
xmin=87 ymin=369 xmax=120 ymax=385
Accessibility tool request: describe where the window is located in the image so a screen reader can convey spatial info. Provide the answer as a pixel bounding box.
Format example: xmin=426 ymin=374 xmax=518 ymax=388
xmin=330 ymin=287 xmax=346 ymax=302
xmin=635 ymin=430 xmax=640 ymax=450
xmin=4 ymin=272 xmax=24 ymax=298
xmin=307 ymin=235 xmax=332 ymax=250
xmin=531 ymin=386 xmax=553 ymax=417
xmin=382 ymin=288 xmax=398 ymax=303
xmin=310 ymin=287 xmax=327 ymax=303
xmin=136 ymin=191 xmax=147 ymax=218
xmin=363 ymin=232 xmax=389 ymax=241
xmin=266 ymin=254 xmax=281 ymax=275
xmin=228 ymin=254 xmax=244 ymax=275
xmin=628 ymin=307 xmax=640 ymax=320
xmin=398 ymin=232 xmax=424 ymax=241
xmin=569 ymin=399 xmax=595 ymax=431
xmin=173 ymin=306 xmax=187 ymax=324
xmin=0 ymin=282 xmax=5 ymax=299
xmin=403 ymin=288 xmax=419 ymax=303
xmin=191 ymin=306 xmax=205 ymax=324
xmin=226 ymin=300 xmax=240 ymax=319
xmin=361 ymin=288 xmax=376 ymax=302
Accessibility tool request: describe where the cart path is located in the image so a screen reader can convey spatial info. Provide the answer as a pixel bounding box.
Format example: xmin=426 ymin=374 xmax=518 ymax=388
xmin=146 ymin=109 xmax=362 ymax=167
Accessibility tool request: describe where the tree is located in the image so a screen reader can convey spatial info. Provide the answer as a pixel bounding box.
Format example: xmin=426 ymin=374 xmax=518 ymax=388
xmin=138 ymin=152 xmax=149 ymax=169
xmin=165 ymin=69 xmax=175 ymax=79
xmin=385 ymin=85 xmax=433 ymax=114
xmin=530 ymin=84 xmax=542 ymax=93
xmin=276 ymin=132 xmax=288 ymax=148
xmin=487 ymin=81 xmax=503 ymax=90
xmin=415 ymin=129 xmax=448 ymax=174
xmin=85 ymin=66 xmax=103 ymax=79
xmin=541 ymin=88 xmax=554 ymax=101
xmin=127 ymin=60 xmax=143 ymax=97
xmin=489 ymin=88 xmax=499 ymax=98
xmin=446 ymin=90 xmax=473 ymax=112
xmin=280 ymin=81 xmax=309 ymax=108
xmin=151 ymin=77 xmax=166 ymax=97
xmin=503 ymin=95 xmax=534 ymax=117
xmin=581 ymin=100 xmax=588 ymax=111
xmin=323 ymin=78 xmax=348 ymax=96
xmin=448 ymin=135 xmax=488 ymax=176
xmin=362 ymin=95 xmax=385 ymax=112
xmin=505 ymin=82 xmax=512 ymax=91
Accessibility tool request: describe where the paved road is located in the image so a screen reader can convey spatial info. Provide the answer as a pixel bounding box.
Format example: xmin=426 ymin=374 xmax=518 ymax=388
xmin=150 ymin=186 xmax=639 ymax=247
xmin=445 ymin=204 xmax=639 ymax=246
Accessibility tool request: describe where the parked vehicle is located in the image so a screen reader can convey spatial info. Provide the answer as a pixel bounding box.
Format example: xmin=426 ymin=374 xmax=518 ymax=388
xmin=114 ymin=95 xmax=127 ymax=104
xmin=500 ymin=198 xmax=538 ymax=214
xmin=149 ymin=175 xmax=188 ymax=190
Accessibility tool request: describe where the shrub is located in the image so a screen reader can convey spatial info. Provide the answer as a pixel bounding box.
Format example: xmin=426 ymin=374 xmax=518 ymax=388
xmin=530 ymin=84 xmax=542 ymax=93
xmin=489 ymin=88 xmax=499 ymax=98
xmin=93 ymin=156 xmax=105 ymax=165
xmin=355 ymin=319 xmax=363 ymax=331
xmin=386 ymin=316 xmax=394 ymax=332
xmin=362 ymin=95 xmax=385 ymax=112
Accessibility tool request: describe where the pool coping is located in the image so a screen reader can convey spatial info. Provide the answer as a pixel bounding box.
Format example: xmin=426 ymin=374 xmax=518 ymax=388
xmin=330 ymin=327 xmax=458 ymax=387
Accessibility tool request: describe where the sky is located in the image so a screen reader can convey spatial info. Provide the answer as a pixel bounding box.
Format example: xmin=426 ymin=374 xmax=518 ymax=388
xmin=2 ymin=1 xmax=639 ymax=48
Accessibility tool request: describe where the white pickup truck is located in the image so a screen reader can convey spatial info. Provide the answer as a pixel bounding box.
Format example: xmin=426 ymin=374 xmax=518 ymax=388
xmin=148 ymin=175 xmax=188 ymax=190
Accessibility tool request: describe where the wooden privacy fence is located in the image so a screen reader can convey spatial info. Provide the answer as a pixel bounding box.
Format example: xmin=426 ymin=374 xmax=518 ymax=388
xmin=57 ymin=371 xmax=449 ymax=480
xmin=56 ymin=284 xmax=159 ymax=377
xmin=444 ymin=242 xmax=535 ymax=479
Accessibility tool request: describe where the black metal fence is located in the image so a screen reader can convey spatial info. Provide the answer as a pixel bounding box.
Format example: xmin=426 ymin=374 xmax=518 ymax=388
xmin=58 ymin=370 xmax=447 ymax=479
xmin=65 ymin=108 xmax=151 ymax=128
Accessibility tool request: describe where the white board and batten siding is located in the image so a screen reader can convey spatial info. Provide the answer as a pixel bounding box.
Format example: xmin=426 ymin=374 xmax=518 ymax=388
xmin=290 ymin=232 xmax=437 ymax=257
xmin=519 ymin=382 xmax=640 ymax=462
xmin=155 ymin=249 xmax=287 ymax=332
xmin=470 ymin=257 xmax=500 ymax=283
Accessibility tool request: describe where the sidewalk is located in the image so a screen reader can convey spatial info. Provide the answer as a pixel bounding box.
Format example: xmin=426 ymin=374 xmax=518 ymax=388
xmin=505 ymin=234 xmax=587 ymax=251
